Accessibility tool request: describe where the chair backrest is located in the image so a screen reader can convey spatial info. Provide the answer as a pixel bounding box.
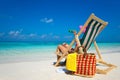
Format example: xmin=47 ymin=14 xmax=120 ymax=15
xmin=69 ymin=13 xmax=108 ymax=51
xmin=80 ymin=14 xmax=108 ymax=50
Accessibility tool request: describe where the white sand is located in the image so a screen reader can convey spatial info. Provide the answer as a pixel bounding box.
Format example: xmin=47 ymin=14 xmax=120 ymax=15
xmin=0 ymin=53 xmax=120 ymax=80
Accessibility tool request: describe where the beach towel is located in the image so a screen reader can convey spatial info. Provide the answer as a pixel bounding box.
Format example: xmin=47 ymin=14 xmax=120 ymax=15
xmin=66 ymin=52 xmax=77 ymax=72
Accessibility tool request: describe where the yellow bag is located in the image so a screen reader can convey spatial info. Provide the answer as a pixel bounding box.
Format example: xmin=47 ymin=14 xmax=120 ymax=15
xmin=66 ymin=52 xmax=77 ymax=72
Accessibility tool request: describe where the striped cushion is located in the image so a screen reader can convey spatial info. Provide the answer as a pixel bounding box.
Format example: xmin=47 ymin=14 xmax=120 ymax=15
xmin=80 ymin=19 xmax=103 ymax=50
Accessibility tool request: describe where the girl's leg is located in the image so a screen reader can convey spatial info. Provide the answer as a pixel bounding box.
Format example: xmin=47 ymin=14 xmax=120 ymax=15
xmin=56 ymin=45 xmax=68 ymax=61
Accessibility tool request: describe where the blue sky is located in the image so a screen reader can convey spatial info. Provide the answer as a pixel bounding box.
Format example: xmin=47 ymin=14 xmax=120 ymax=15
xmin=0 ymin=0 xmax=120 ymax=42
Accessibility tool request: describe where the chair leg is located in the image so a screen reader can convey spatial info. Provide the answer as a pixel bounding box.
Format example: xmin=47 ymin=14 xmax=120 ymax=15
xmin=96 ymin=61 xmax=117 ymax=74
xmin=54 ymin=52 xmax=68 ymax=67
xmin=93 ymin=41 xmax=103 ymax=60
xmin=54 ymin=57 xmax=63 ymax=66
xmin=94 ymin=41 xmax=117 ymax=74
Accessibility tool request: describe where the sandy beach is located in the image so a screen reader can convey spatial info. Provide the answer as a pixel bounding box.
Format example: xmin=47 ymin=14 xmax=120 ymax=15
xmin=0 ymin=52 xmax=119 ymax=80
xmin=0 ymin=0 xmax=120 ymax=80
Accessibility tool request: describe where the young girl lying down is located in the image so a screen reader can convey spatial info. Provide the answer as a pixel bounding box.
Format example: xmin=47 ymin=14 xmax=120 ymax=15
xmin=55 ymin=30 xmax=83 ymax=66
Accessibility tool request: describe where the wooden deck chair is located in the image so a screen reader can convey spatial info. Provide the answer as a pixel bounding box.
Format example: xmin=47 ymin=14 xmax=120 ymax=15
xmin=68 ymin=13 xmax=117 ymax=74
xmin=55 ymin=13 xmax=117 ymax=74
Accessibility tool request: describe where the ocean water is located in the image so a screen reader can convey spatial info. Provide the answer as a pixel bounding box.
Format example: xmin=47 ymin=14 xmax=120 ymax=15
xmin=0 ymin=42 xmax=120 ymax=63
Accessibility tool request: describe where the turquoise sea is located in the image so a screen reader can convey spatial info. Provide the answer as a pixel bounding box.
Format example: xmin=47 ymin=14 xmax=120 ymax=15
xmin=0 ymin=42 xmax=120 ymax=63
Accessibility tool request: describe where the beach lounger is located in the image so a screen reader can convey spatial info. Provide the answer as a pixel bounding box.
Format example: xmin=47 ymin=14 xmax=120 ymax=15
xmin=55 ymin=13 xmax=117 ymax=74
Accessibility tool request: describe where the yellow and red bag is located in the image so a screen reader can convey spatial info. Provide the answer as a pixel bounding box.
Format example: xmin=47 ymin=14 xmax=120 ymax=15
xmin=74 ymin=53 xmax=96 ymax=77
xmin=66 ymin=46 xmax=96 ymax=77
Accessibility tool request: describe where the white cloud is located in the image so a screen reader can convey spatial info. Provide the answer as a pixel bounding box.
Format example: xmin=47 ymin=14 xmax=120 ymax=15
xmin=6 ymin=30 xmax=64 ymax=41
xmin=40 ymin=34 xmax=47 ymax=39
xmin=40 ymin=18 xmax=53 ymax=23
xmin=9 ymin=31 xmax=20 ymax=36
xmin=8 ymin=29 xmax=23 ymax=37
xmin=29 ymin=33 xmax=37 ymax=37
